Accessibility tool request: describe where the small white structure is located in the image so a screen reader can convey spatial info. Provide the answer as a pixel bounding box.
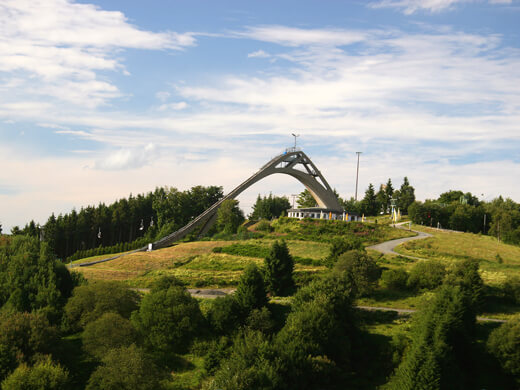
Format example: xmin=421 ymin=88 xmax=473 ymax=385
xmin=286 ymin=207 xmax=360 ymax=221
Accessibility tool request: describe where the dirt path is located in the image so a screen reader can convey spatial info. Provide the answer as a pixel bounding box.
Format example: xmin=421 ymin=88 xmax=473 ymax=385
xmin=356 ymin=305 xmax=506 ymax=323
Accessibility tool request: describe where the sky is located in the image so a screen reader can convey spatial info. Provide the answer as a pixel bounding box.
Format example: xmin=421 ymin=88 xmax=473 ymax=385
xmin=1 ymin=0 xmax=519 ymax=232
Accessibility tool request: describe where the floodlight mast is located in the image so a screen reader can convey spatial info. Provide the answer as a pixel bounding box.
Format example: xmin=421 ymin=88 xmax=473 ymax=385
xmin=291 ymin=133 xmax=300 ymax=148
xmin=355 ymin=152 xmax=362 ymax=201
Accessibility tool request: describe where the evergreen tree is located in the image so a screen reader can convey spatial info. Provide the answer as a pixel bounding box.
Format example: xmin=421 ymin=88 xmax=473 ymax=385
xmin=385 ymin=178 xmax=394 ymax=212
xmin=397 ymin=177 xmax=416 ymax=213
xmin=361 ymin=183 xmax=378 ymax=216
xmin=386 ymin=285 xmax=477 ymax=390
xmin=264 ymin=241 xmax=295 ymax=296
xmin=250 ymin=194 xmax=290 ymax=220
xmin=234 ymin=264 xmax=268 ymax=312
xmin=376 ymin=184 xmax=387 ymax=214
xmin=296 ymin=189 xmax=317 ymax=208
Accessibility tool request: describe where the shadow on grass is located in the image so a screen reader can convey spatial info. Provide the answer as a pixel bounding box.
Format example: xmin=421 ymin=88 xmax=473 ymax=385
xmin=365 ymin=287 xmax=420 ymax=304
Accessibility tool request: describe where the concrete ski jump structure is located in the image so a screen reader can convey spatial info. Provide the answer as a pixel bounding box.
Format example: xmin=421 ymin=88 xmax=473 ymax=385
xmin=77 ymin=147 xmax=342 ymax=266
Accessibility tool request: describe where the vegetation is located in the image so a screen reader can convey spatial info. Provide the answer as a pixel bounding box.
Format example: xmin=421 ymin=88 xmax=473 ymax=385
xmin=250 ymin=194 xmax=291 ymax=220
xmin=3 ymin=181 xmax=520 ymax=389
xmin=264 ymin=241 xmax=295 ymax=296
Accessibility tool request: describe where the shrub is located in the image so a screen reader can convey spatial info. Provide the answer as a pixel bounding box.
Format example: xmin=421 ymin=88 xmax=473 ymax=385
xmin=264 ymin=241 xmax=295 ymax=297
xmin=86 ymin=345 xmax=162 ymax=390
xmin=381 ymin=268 xmax=409 ymax=291
xmin=487 ymin=315 xmax=520 ymax=382
xmin=82 ymin=313 xmax=138 ymax=360
xmin=1 ymin=356 xmax=69 ymax=390
xmin=333 ymin=250 xmax=381 ymax=296
xmin=503 ymin=276 xmax=520 ymax=304
xmin=406 ymin=260 xmax=446 ymax=291
xmin=235 ymin=264 xmax=268 ymax=312
xmin=131 ymin=284 xmax=204 ymax=354
xmin=326 ymin=237 xmax=364 ymax=266
xmin=255 ymin=220 xmax=273 ymax=232
xmin=206 ymin=295 xmax=242 ymax=335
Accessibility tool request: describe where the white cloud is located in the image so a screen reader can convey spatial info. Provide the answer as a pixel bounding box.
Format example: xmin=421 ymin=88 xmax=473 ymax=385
xmin=235 ymin=26 xmax=368 ymax=47
xmin=0 ymin=0 xmax=196 ymax=107
xmin=158 ymin=102 xmax=188 ymax=111
xmin=370 ymin=0 xmax=514 ymax=14
xmin=93 ymin=143 xmax=157 ymax=170
xmin=155 ymin=91 xmax=171 ymax=102
xmin=248 ymin=50 xmax=271 ymax=58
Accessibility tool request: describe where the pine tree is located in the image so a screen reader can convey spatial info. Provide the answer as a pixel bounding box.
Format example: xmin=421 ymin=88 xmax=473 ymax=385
xmin=296 ymin=189 xmax=317 ymax=208
xmin=397 ymin=177 xmax=416 ymax=214
xmin=376 ymin=184 xmax=387 ymax=214
xmin=264 ymin=241 xmax=295 ymax=296
xmin=235 ymin=264 xmax=268 ymax=311
xmin=361 ymin=183 xmax=378 ymax=216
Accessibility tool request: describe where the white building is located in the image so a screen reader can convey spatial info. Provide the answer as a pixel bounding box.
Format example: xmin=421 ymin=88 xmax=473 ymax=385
xmin=286 ymin=207 xmax=360 ymax=221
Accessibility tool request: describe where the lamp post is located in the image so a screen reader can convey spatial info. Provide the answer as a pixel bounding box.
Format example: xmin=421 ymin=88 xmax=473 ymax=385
xmin=355 ymin=152 xmax=362 ymax=201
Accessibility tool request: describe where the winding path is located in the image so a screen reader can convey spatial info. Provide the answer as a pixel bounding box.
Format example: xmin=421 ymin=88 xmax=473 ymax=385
xmin=367 ymin=224 xmax=431 ymax=259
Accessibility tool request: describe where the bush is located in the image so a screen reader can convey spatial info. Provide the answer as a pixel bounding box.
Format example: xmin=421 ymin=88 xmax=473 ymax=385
xmin=333 ymin=250 xmax=381 ymax=296
xmin=1 ymin=356 xmax=69 ymax=390
xmin=86 ymin=345 xmax=162 ymax=390
xmin=206 ymin=295 xmax=242 ymax=335
xmin=255 ymin=220 xmax=273 ymax=232
xmin=82 ymin=313 xmax=138 ymax=360
xmin=381 ymin=268 xmax=409 ymax=291
xmin=131 ymin=284 xmax=204 ymax=354
xmin=64 ymin=281 xmax=140 ymax=331
xmin=487 ymin=315 xmax=520 ymax=382
xmin=406 ymin=260 xmax=446 ymax=291
xmin=234 ymin=264 xmax=268 ymax=312
xmin=325 ymin=237 xmax=364 ymax=267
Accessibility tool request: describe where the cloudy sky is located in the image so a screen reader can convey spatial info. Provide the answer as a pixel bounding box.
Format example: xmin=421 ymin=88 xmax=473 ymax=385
xmin=1 ymin=0 xmax=519 ymax=231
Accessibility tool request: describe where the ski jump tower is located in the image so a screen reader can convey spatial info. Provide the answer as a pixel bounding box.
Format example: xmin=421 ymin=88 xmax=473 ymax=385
xmin=152 ymin=147 xmax=342 ymax=249
xmin=78 ymin=147 xmax=342 ymax=266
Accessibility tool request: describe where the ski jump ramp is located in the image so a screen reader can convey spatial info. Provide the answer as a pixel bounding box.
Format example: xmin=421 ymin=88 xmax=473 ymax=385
xmin=77 ymin=148 xmax=341 ymax=266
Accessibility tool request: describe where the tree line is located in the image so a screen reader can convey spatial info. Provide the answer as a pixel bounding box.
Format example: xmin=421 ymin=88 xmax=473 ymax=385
xmin=9 ymin=186 xmax=223 ymax=260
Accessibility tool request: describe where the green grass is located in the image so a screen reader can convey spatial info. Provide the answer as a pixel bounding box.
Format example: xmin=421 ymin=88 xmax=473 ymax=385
xmin=395 ymin=225 xmax=520 ymax=285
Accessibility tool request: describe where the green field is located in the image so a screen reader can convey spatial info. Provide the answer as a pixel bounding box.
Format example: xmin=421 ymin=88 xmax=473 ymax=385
xmin=71 ymin=219 xmax=520 ymax=319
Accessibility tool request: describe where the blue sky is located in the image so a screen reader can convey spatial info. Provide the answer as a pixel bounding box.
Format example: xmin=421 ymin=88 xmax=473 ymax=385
xmin=1 ymin=0 xmax=519 ymax=231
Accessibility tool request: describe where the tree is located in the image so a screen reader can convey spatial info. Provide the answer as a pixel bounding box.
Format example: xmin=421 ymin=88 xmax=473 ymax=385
xmin=64 ymin=281 xmax=140 ymax=331
xmin=131 ymin=282 xmax=204 ymax=354
xmin=235 ymin=264 xmax=268 ymax=312
xmin=1 ymin=356 xmax=69 ymax=390
xmin=385 ymin=178 xmax=394 ymax=210
xmin=0 ymin=223 xmax=2 ymax=235
xmin=216 ymin=199 xmax=244 ymax=234
xmin=0 ymin=236 xmax=74 ymax=322
xmin=341 ymin=197 xmax=361 ymax=215
xmin=0 ymin=312 xmax=58 ymax=380
xmin=86 ymin=345 xmax=162 ymax=390
xmin=333 ymin=250 xmax=381 ymax=296
xmin=376 ymin=184 xmax=387 ymax=214
xmin=396 ymin=177 xmax=415 ymax=214
xmin=82 ymin=313 xmax=137 ymax=360
xmin=325 ymin=237 xmax=363 ymax=267
xmin=264 ymin=241 xmax=295 ymax=296
xmin=487 ymin=315 xmax=520 ymax=382
xmin=250 ymin=194 xmax=291 ymax=220
xmin=296 ymin=189 xmax=317 ymax=208
xmin=386 ymin=285 xmax=478 ymax=390
xmin=360 ymin=184 xmax=378 ymax=216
